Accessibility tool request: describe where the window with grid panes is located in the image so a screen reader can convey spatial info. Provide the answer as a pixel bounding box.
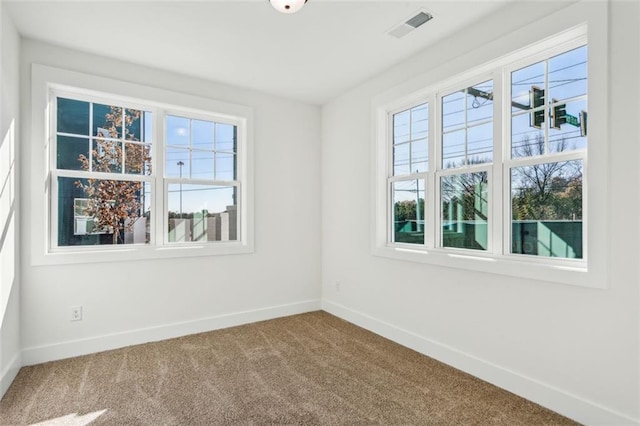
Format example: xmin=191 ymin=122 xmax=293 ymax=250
xmin=50 ymin=88 xmax=247 ymax=251
xmin=376 ymin=32 xmax=589 ymax=273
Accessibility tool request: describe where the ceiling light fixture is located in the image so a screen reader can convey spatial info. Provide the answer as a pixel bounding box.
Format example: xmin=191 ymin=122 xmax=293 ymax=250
xmin=269 ymin=0 xmax=307 ymax=14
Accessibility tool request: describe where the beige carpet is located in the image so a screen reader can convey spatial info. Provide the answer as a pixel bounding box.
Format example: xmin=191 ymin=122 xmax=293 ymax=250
xmin=0 ymin=311 xmax=577 ymax=425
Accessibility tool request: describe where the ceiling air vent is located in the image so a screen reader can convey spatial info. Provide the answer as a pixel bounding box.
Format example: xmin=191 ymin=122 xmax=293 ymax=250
xmin=388 ymin=11 xmax=433 ymax=39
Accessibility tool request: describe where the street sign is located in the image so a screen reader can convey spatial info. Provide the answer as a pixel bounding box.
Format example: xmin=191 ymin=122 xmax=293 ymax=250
xmin=566 ymin=114 xmax=579 ymax=127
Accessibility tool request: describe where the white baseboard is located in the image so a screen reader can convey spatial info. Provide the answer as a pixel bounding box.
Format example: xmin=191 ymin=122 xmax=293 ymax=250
xmin=0 ymin=353 xmax=22 ymax=399
xmin=322 ymin=300 xmax=639 ymax=426
xmin=22 ymin=299 xmax=321 ymax=366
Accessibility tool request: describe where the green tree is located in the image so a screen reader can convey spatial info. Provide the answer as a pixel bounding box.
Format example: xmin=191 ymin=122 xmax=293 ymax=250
xmin=395 ymin=199 xmax=416 ymax=222
xmin=511 ymin=135 xmax=582 ymax=221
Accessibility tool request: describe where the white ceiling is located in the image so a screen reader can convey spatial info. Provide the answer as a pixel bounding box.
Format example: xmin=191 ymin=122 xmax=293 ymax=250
xmin=5 ymin=0 xmax=514 ymax=104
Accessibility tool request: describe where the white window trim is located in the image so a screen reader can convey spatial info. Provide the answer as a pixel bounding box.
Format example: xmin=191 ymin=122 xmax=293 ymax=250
xmin=372 ymin=23 xmax=608 ymax=288
xmin=30 ymin=64 xmax=254 ymax=265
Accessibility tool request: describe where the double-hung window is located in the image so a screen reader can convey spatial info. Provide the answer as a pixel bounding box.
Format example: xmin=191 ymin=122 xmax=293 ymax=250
xmin=41 ymin=72 xmax=252 ymax=262
xmin=375 ymin=28 xmax=595 ymax=286
xmin=164 ymin=114 xmax=239 ymax=244
xmin=438 ymin=80 xmax=493 ymax=251
xmin=390 ymin=103 xmax=428 ymax=245
xmin=507 ymin=45 xmax=587 ymax=259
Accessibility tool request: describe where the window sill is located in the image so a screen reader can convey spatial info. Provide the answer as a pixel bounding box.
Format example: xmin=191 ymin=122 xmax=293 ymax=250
xmin=33 ymin=242 xmax=254 ymax=266
xmin=371 ymin=245 xmax=605 ymax=289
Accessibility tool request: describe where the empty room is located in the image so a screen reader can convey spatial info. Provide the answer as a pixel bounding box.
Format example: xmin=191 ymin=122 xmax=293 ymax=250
xmin=0 ymin=0 xmax=638 ymax=424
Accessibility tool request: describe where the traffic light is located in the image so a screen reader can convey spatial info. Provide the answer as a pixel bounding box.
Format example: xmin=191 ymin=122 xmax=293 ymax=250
xmin=529 ymin=86 xmax=545 ymax=128
xmin=580 ymin=110 xmax=587 ymax=137
xmin=551 ymin=99 xmax=567 ymax=130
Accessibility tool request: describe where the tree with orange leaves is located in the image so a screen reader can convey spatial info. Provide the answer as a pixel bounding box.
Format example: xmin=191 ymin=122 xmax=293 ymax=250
xmin=75 ymin=106 xmax=151 ymax=244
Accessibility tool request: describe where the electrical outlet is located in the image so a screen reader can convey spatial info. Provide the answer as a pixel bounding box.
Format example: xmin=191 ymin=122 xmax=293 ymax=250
xmin=71 ymin=306 xmax=83 ymax=321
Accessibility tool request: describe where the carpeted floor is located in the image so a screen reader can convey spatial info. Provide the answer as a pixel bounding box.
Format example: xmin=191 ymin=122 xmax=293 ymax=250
xmin=0 ymin=311 xmax=577 ymax=425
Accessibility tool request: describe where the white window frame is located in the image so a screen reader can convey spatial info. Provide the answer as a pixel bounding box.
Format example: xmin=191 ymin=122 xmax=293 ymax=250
xmin=373 ymin=24 xmax=608 ymax=288
xmin=30 ymin=64 xmax=254 ymax=265
xmin=387 ymin=102 xmax=429 ymax=247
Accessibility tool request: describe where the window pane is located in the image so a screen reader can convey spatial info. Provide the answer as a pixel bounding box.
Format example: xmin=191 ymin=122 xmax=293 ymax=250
xmin=57 ymin=98 xmax=89 ymax=136
xmin=511 ymin=61 xmax=545 ymax=114
xmin=442 ymin=91 xmax=465 ymax=133
xmin=549 ymin=45 xmax=587 ymax=102
xmin=442 ymin=130 xmax=465 ymax=169
xmin=392 ymin=179 xmax=425 ymax=245
xmin=166 ymin=148 xmax=189 ymax=178
xmin=411 ymin=104 xmax=428 ymax=140
xmin=91 ymin=139 xmax=123 ymax=174
xmin=215 ymin=153 xmax=236 ymax=181
xmin=143 ymin=111 xmax=153 ymax=143
xmin=215 ymin=123 xmax=236 ymax=152
xmin=411 ymin=139 xmax=428 ymax=173
xmin=549 ymin=99 xmax=587 ymax=153
xmin=124 ymin=143 xmax=152 ymax=175
xmin=166 ymin=115 xmax=190 ymax=148
xmin=58 ymin=176 xmax=150 ymax=246
xmin=393 ymin=143 xmax=410 ymax=175
xmin=511 ymin=112 xmax=545 ymax=158
xmin=393 ymin=110 xmax=410 ymax=144
xmin=193 ymin=119 xmax=215 ymax=151
xmin=167 ymin=184 xmax=237 ymax=242
xmin=442 ymin=81 xmax=493 ymax=168
xmin=93 ymin=103 xmax=123 ymax=139
xmin=393 ymin=103 xmax=428 ymax=175
xmin=124 ymin=109 xmax=148 ymax=142
xmin=511 ymin=160 xmax=582 ymax=259
xmin=191 ymin=150 xmax=214 ymax=180
xmin=467 ymin=80 xmax=493 ymax=126
xmin=57 ymin=136 xmax=89 ymax=171
xmin=410 ymin=103 xmax=428 ymax=172
xmin=441 ymin=172 xmax=488 ymax=250
xmin=467 ymin=122 xmax=493 ymax=164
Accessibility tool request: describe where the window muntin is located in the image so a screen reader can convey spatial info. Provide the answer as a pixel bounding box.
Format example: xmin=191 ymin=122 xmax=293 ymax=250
xmin=390 ymin=103 xmax=428 ymax=246
xmin=437 ymin=79 xmax=494 ymax=251
xmin=51 ymin=90 xmax=246 ymax=251
xmin=54 ymin=96 xmax=153 ymax=247
xmin=508 ymin=44 xmax=587 ymax=260
xmin=56 ymin=98 xmax=153 ymax=172
xmin=165 ymin=115 xmax=239 ymax=243
xmin=441 ymin=80 xmax=494 ymax=168
xmin=392 ymin=103 xmax=428 ymax=175
xmin=510 ymin=45 xmax=587 ymax=158
xmin=165 ymin=115 xmax=237 ymax=181
xmin=382 ymin=41 xmax=587 ymax=264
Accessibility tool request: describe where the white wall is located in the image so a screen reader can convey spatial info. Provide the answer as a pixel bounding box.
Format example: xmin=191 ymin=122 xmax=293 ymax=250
xmin=6 ymin=0 xmax=639 ymax=423
xmin=321 ymin=1 xmax=639 ymax=425
xmin=0 ymin=1 xmax=21 ymax=398
xmin=19 ymin=40 xmax=322 ymax=364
